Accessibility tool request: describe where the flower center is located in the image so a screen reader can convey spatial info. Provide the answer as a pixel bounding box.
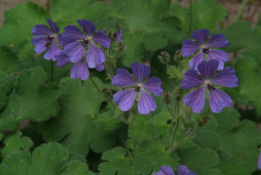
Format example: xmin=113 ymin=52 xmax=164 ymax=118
xmin=207 ymin=84 xmax=215 ymax=91
xmin=45 ymin=35 xmax=54 ymax=48
xmin=81 ymin=39 xmax=90 ymax=47
xmin=202 ymin=47 xmax=210 ymax=54
xmin=135 ymin=83 xmax=143 ymax=92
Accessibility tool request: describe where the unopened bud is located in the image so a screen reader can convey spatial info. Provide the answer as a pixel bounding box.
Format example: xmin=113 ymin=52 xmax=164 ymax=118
xmin=163 ymin=92 xmax=172 ymax=104
xmin=103 ymin=88 xmax=112 ymax=98
xmin=174 ymin=50 xmax=183 ymax=62
xmin=159 ymin=51 xmax=169 ymax=64
xmin=118 ymin=42 xmax=125 ymax=50
xmin=174 ymin=87 xmax=182 ymax=101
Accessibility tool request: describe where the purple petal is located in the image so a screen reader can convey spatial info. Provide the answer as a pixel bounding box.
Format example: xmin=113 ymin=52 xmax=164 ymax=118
xmin=138 ymin=89 xmax=156 ymax=114
xmin=181 ymin=70 xmax=204 ymax=90
xmin=63 ymin=25 xmax=86 ymax=40
xmin=58 ymin=34 xmax=74 ymax=48
xmin=115 ymin=29 xmax=123 ymax=42
xmin=154 ymin=165 xmax=175 ymax=175
xmin=44 ymin=41 xmax=59 ymax=61
xmin=178 ymin=165 xmax=195 ymax=175
xmin=191 ymin=29 xmax=209 ymax=44
xmin=211 ymin=67 xmax=238 ymax=87
xmin=64 ymin=41 xmax=85 ymax=63
xmin=86 ymin=42 xmax=105 ymax=68
xmin=257 ymin=151 xmax=261 ymax=170
xmin=113 ymin=89 xmax=137 ymax=111
xmin=70 ymin=61 xmax=89 ymax=80
xmin=209 ymin=88 xmax=232 ymax=113
xmin=54 ymin=50 xmax=70 ymax=68
xmin=181 ymin=39 xmax=200 ymax=57
xmin=31 ymin=25 xmax=52 ymax=36
xmin=207 ymin=49 xmax=229 ymax=70
xmin=198 ymin=60 xmax=219 ymax=79
xmin=46 ymin=19 xmax=59 ymax=34
xmin=95 ymin=64 xmax=104 ymax=72
xmin=77 ymin=19 xmax=95 ymax=35
xmin=143 ymin=77 xmax=163 ymax=96
xmin=112 ymin=68 xmax=136 ymax=87
xmin=207 ymin=34 xmax=229 ymax=48
xmin=93 ymin=30 xmax=111 ymax=48
xmin=189 ymin=52 xmax=206 ymax=70
xmin=31 ymin=36 xmax=47 ymax=54
xmin=130 ymin=62 xmax=151 ymax=83
xmin=183 ymin=86 xmax=206 ymax=113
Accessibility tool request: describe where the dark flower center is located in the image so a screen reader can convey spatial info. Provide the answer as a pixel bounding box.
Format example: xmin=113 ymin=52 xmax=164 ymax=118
xmin=207 ymin=84 xmax=215 ymax=91
xmin=202 ymin=47 xmax=210 ymax=54
xmin=45 ymin=35 xmax=54 ymax=48
xmin=135 ymin=86 xmax=141 ymax=92
xmin=81 ymin=39 xmax=89 ymax=47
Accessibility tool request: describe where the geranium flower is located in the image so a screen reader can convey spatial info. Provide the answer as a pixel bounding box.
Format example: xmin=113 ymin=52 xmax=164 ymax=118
xmin=181 ymin=29 xmax=229 ymax=70
xmin=154 ymin=165 xmax=196 ymax=175
xmin=181 ymin=60 xmax=238 ymax=113
xmin=112 ymin=62 xmax=163 ymax=114
xmin=258 ymin=151 xmax=261 ymax=170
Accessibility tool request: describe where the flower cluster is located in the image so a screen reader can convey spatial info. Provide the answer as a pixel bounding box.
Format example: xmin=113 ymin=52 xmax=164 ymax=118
xmin=154 ymin=165 xmax=195 ymax=175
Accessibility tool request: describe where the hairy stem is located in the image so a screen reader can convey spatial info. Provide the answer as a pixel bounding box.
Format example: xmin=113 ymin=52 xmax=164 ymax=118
xmin=169 ymin=101 xmax=180 ymax=152
xmin=50 ymin=61 xmax=54 ymax=82
xmin=189 ymin=0 xmax=192 ymax=33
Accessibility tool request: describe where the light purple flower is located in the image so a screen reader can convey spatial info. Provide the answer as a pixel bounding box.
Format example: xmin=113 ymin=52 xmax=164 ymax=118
xmin=54 ymin=50 xmax=70 ymax=68
xmin=115 ymin=29 xmax=123 ymax=42
xmin=181 ymin=60 xmax=238 ymax=113
xmin=112 ymin=62 xmax=163 ymax=114
xmin=154 ymin=165 xmax=195 ymax=175
xmin=70 ymin=60 xmax=89 ymax=81
xmin=181 ymin=29 xmax=229 ymax=70
xmin=31 ymin=19 xmax=60 ymax=61
xmin=258 ymin=151 xmax=261 ymax=170
xmin=62 ymin=20 xmax=110 ymax=68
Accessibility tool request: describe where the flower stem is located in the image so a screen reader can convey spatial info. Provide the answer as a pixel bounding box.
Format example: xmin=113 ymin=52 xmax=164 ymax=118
xmin=169 ymin=101 xmax=180 ymax=152
xmin=50 ymin=61 xmax=54 ymax=82
xmin=189 ymin=0 xmax=192 ymax=33
xmin=166 ymin=104 xmax=177 ymax=119
xmin=234 ymin=0 xmax=250 ymax=22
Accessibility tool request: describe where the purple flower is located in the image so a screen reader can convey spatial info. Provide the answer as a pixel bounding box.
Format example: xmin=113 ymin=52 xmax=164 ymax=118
xmin=154 ymin=165 xmax=196 ymax=175
xmin=31 ymin=19 xmax=60 ymax=61
xmin=258 ymin=151 xmax=261 ymax=170
xmin=181 ymin=60 xmax=238 ymax=113
xmin=62 ymin=20 xmax=110 ymax=69
xmin=112 ymin=62 xmax=163 ymax=114
xmin=181 ymin=29 xmax=229 ymax=70
xmin=54 ymin=50 xmax=70 ymax=68
xmin=70 ymin=60 xmax=89 ymax=81
xmin=115 ymin=29 xmax=123 ymax=42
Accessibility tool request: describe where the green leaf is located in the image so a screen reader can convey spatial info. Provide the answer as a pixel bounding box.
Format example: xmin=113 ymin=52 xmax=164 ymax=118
xmin=0 ymin=67 xmax=62 ymax=130
xmin=1 ymin=131 xmax=33 ymax=157
xmin=0 ymin=47 xmax=20 ymax=74
xmin=0 ymin=142 xmax=92 ymax=175
xmin=166 ymin=65 xmax=181 ymax=79
xmin=0 ymin=73 xmax=16 ymax=110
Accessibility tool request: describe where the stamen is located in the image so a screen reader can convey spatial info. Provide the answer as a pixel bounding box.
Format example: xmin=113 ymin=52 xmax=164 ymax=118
xmin=202 ymin=47 xmax=210 ymax=54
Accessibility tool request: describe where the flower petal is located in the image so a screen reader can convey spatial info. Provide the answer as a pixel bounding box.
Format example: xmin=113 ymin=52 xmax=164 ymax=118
xmin=154 ymin=165 xmax=175 ymax=175
xmin=178 ymin=165 xmax=195 ymax=175
xmin=31 ymin=36 xmax=47 ymax=54
xmin=70 ymin=61 xmax=89 ymax=80
xmin=46 ymin=19 xmax=59 ymax=34
xmin=189 ymin=52 xmax=206 ymax=70
xmin=86 ymin=42 xmax=105 ymax=68
xmin=115 ymin=29 xmax=123 ymax=42
xmin=258 ymin=151 xmax=261 ymax=170
xmin=64 ymin=41 xmax=85 ymax=63
xmin=183 ymin=86 xmax=206 ymax=113
xmin=31 ymin=25 xmax=52 ymax=35
xmin=93 ymin=30 xmax=111 ymax=48
xmin=63 ymin=25 xmax=86 ymax=40
xmin=54 ymin=50 xmax=70 ymax=68
xmin=95 ymin=64 xmax=104 ymax=72
xmin=181 ymin=39 xmax=200 ymax=57
xmin=143 ymin=77 xmax=163 ymax=96
xmin=58 ymin=34 xmax=74 ymax=48
xmin=77 ymin=19 xmax=95 ymax=35
xmin=181 ymin=70 xmax=204 ymax=90
xmin=112 ymin=68 xmax=136 ymax=87
xmin=211 ymin=67 xmax=238 ymax=87
xmin=209 ymin=88 xmax=232 ymax=113
xmin=44 ymin=41 xmax=59 ymax=61
xmin=130 ymin=62 xmax=151 ymax=83
xmin=207 ymin=34 xmax=229 ymax=48
xmin=138 ymin=89 xmax=156 ymax=114
xmin=113 ymin=89 xmax=137 ymax=111
xmin=191 ymin=29 xmax=209 ymax=44
xmin=207 ymin=49 xmax=229 ymax=70
xmin=198 ymin=60 xmax=219 ymax=79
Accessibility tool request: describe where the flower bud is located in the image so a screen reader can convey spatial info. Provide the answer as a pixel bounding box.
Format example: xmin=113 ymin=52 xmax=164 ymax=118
xmin=159 ymin=51 xmax=169 ymax=64
xmin=174 ymin=50 xmax=183 ymax=62
xmin=162 ymin=92 xmax=172 ymax=104
xmin=174 ymin=87 xmax=182 ymax=101
xmin=102 ymin=88 xmax=112 ymax=98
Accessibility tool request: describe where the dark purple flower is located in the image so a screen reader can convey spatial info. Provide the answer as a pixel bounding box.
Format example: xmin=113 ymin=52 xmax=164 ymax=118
xmin=178 ymin=165 xmax=196 ymax=175
xmin=115 ymin=29 xmax=123 ymax=42
xmin=154 ymin=165 xmax=196 ymax=175
xmin=112 ymin=62 xmax=163 ymax=114
xmin=54 ymin=50 xmax=70 ymax=68
xmin=181 ymin=29 xmax=229 ymax=70
xmin=181 ymin=60 xmax=238 ymax=113
xmin=62 ymin=20 xmax=110 ymax=69
xmin=31 ymin=19 xmax=60 ymax=61
xmin=258 ymin=151 xmax=261 ymax=170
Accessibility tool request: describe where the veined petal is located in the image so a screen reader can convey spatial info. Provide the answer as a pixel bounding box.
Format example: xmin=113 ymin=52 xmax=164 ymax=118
xmin=63 ymin=25 xmax=86 ymax=40
xmin=115 ymin=29 xmax=123 ymax=42
xmin=44 ymin=41 xmax=59 ymax=61
xmin=191 ymin=29 xmax=209 ymax=44
xmin=77 ymin=19 xmax=95 ymax=35
xmin=70 ymin=61 xmax=89 ymax=80
xmin=93 ymin=30 xmax=111 ymax=48
xmin=207 ymin=34 xmax=229 ymax=48
xmin=178 ymin=165 xmax=195 ymax=175
xmin=95 ymin=64 xmax=104 ymax=72
xmin=181 ymin=70 xmax=204 ymax=90
xmin=189 ymin=52 xmax=206 ymax=70
xmin=181 ymin=39 xmax=200 ymax=57
xmin=46 ymin=19 xmax=59 ymax=34
xmin=58 ymin=34 xmax=74 ymax=48
xmin=31 ymin=25 xmax=52 ymax=35
xmin=154 ymin=165 xmax=175 ymax=175
xmin=130 ymin=62 xmax=151 ymax=83
xmin=208 ymin=49 xmax=229 ymax=70
xmin=143 ymin=77 xmax=163 ymax=96
xmin=198 ymin=60 xmax=219 ymax=79
xmin=209 ymin=87 xmax=232 ymax=113
xmin=54 ymin=50 xmax=70 ymax=68
xmin=183 ymin=86 xmax=206 ymax=113
xmin=31 ymin=36 xmax=47 ymax=54
xmin=211 ymin=67 xmax=238 ymax=87
xmin=258 ymin=152 xmax=261 ymax=170
xmin=113 ymin=89 xmax=137 ymax=111
xmin=86 ymin=42 xmax=105 ymax=68
xmin=64 ymin=41 xmax=85 ymax=63
xmin=138 ymin=89 xmax=157 ymax=114
xmin=112 ymin=68 xmax=136 ymax=87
